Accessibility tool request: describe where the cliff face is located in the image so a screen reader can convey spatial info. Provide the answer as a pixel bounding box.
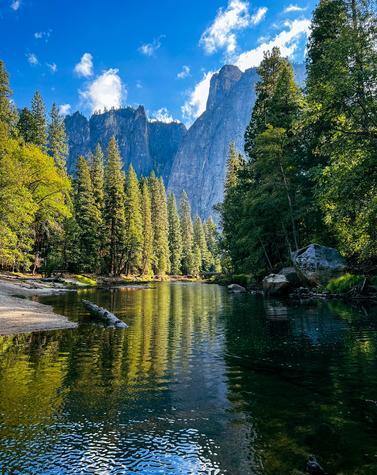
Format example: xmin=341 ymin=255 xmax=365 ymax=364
xmin=65 ymin=107 xmax=187 ymax=179
xmin=168 ymin=63 xmax=306 ymax=219
xmin=168 ymin=65 xmax=259 ymax=219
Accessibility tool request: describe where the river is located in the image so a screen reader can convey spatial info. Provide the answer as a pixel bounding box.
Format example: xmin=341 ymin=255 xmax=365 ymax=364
xmin=0 ymin=282 xmax=377 ymax=474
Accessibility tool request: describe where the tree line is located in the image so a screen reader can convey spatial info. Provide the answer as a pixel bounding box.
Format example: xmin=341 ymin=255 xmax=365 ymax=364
xmin=220 ymin=0 xmax=377 ymax=277
xmin=0 ymin=61 xmax=220 ymax=276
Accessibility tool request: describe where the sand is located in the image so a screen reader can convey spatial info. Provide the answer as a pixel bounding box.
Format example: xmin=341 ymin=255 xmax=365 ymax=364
xmin=0 ymin=278 xmax=77 ymax=335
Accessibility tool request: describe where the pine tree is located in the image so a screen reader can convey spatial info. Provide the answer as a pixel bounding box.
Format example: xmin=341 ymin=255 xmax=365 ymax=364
xmin=167 ymin=193 xmax=183 ymax=275
xmin=124 ymin=164 xmax=143 ymax=274
xmin=18 ymin=108 xmax=35 ymax=144
xmin=193 ymin=215 xmax=210 ymax=273
xmin=90 ymin=144 xmax=105 ymax=213
xmin=0 ymin=60 xmax=17 ymax=139
xmin=179 ymin=191 xmax=194 ymax=275
xmin=204 ymin=217 xmax=221 ymax=272
xmin=104 ymin=137 xmax=127 ymax=275
xmin=30 ymin=91 xmax=48 ymax=151
xmin=244 ymin=47 xmax=287 ymax=159
xmin=75 ymin=156 xmax=102 ymax=271
xmin=141 ymin=180 xmax=154 ymax=276
xmin=149 ymin=173 xmax=170 ymax=275
xmin=48 ymin=103 xmax=68 ymax=171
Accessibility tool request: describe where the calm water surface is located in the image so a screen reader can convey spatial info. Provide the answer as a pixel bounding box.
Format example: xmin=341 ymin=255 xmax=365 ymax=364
xmin=1 ymin=282 xmax=377 ymax=474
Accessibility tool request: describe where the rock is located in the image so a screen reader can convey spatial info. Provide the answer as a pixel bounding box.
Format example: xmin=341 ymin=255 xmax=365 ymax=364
xmin=305 ymin=455 xmax=327 ymax=474
xmin=263 ymin=274 xmax=291 ymax=296
xmin=65 ymin=108 xmax=186 ymax=178
xmin=292 ymin=244 xmax=347 ymax=286
xmin=278 ymin=267 xmax=301 ymax=286
xmin=228 ymin=283 xmax=247 ymax=293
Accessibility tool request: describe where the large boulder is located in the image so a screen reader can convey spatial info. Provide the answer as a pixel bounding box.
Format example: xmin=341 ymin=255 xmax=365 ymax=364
xmin=263 ymin=274 xmax=291 ymax=296
xmin=292 ymin=244 xmax=346 ymax=286
xmin=228 ymin=283 xmax=247 ymax=293
xmin=278 ymin=267 xmax=301 ymax=286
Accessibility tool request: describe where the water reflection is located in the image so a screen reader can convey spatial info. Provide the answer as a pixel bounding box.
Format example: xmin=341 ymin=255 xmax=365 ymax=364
xmin=0 ymin=284 xmax=377 ymax=474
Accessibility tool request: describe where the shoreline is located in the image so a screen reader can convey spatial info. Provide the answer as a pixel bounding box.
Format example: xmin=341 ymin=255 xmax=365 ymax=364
xmin=0 ymin=277 xmax=77 ymax=336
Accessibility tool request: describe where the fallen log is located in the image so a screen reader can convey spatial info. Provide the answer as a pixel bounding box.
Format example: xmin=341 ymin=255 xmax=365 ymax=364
xmin=82 ymin=300 xmax=128 ymax=328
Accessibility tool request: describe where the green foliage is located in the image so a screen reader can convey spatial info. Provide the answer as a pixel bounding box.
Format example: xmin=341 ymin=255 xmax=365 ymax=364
xmin=168 ymin=193 xmax=182 ymax=275
xmin=48 ymin=103 xmax=68 ymax=171
xmin=30 ymin=91 xmax=48 ymax=151
xmin=75 ymin=274 xmax=97 ymax=286
xmin=74 ymin=156 xmax=102 ymax=272
xmin=326 ymin=274 xmax=364 ymax=294
xmin=179 ymin=191 xmax=194 ymax=275
xmin=141 ymin=180 xmax=154 ymax=276
xmin=124 ymin=165 xmax=143 ymax=274
xmin=104 ymin=137 xmax=127 ymax=276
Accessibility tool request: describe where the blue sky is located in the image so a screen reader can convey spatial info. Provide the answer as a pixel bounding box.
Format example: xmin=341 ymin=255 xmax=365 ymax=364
xmin=0 ymin=0 xmax=316 ymax=125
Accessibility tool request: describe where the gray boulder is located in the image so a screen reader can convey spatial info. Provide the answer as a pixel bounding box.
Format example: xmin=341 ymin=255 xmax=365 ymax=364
xmin=292 ymin=244 xmax=346 ymax=286
xmin=263 ymin=274 xmax=291 ymax=296
xmin=228 ymin=283 xmax=247 ymax=293
xmin=278 ymin=267 xmax=301 ymax=286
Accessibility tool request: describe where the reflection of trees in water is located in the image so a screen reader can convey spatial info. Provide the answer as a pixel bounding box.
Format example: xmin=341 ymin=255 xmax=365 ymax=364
xmin=222 ymin=296 xmax=377 ymax=474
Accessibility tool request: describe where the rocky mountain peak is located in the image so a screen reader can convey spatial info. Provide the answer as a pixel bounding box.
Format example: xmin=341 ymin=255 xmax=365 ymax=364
xmin=206 ymin=64 xmax=243 ymax=111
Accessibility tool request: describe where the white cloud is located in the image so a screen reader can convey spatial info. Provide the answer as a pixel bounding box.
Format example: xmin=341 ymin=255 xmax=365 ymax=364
xmin=10 ymin=0 xmax=20 ymax=11
xmin=138 ymin=36 xmax=164 ymax=56
xmin=251 ymin=7 xmax=267 ymax=25
xmin=181 ymin=71 xmax=215 ymax=125
xmin=136 ymin=80 xmax=143 ymax=89
xmin=74 ymin=53 xmax=93 ymax=77
xmin=80 ymin=69 xmax=124 ymax=113
xmin=177 ymin=65 xmax=191 ymax=79
xmin=47 ymin=62 xmax=57 ymax=73
xmin=284 ymin=4 xmax=306 ymax=13
xmin=200 ymin=0 xmax=267 ymax=56
xmin=27 ymin=53 xmax=38 ymax=65
xmin=235 ymin=18 xmax=311 ymax=71
xmin=149 ymin=107 xmax=179 ymax=123
xmin=59 ymin=104 xmax=71 ymax=116
xmin=181 ymin=17 xmax=310 ymax=124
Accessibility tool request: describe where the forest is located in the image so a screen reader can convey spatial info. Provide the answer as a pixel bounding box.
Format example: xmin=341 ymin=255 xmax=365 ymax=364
xmin=0 ymin=66 xmax=220 ymax=277
xmin=220 ymin=0 xmax=377 ymax=278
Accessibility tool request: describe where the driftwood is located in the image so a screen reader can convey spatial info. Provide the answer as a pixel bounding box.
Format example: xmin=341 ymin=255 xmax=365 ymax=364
xmin=82 ymin=300 xmax=128 ymax=328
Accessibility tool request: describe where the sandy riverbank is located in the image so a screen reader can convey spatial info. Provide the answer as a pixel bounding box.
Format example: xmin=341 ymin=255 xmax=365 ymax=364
xmin=0 ymin=278 xmax=77 ymax=335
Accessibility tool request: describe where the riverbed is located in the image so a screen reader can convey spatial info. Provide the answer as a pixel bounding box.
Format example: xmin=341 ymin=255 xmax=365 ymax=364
xmin=1 ymin=282 xmax=377 ymax=474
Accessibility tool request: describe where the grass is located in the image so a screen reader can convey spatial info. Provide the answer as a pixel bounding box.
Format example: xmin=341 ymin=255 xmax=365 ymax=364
xmin=326 ymin=273 xmax=364 ymax=294
xmin=75 ymin=275 xmax=97 ymax=286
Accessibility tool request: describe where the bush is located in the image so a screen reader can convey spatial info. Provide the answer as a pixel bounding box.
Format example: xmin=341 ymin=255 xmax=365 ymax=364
xmin=326 ymin=273 xmax=364 ymax=294
xmin=75 ymin=275 xmax=97 ymax=286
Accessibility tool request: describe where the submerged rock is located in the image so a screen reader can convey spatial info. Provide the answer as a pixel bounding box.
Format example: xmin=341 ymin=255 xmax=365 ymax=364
xmin=292 ymin=244 xmax=346 ymax=286
xmin=228 ymin=283 xmax=247 ymax=293
xmin=263 ymin=274 xmax=291 ymax=296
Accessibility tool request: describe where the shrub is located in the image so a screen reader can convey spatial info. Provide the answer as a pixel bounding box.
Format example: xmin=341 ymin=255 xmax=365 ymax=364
xmin=75 ymin=275 xmax=97 ymax=286
xmin=326 ymin=273 xmax=364 ymax=294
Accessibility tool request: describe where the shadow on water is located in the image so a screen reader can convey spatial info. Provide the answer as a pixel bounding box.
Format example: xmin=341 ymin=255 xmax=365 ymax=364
xmin=1 ymin=283 xmax=377 ymax=474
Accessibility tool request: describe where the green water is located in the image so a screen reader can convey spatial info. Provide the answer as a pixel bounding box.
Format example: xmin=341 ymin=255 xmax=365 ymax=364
xmin=1 ymin=282 xmax=377 ymax=474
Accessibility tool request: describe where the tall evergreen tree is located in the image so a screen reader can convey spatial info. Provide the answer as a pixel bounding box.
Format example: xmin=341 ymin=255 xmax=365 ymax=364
xmin=48 ymin=103 xmax=68 ymax=171
xmin=167 ymin=193 xmax=183 ymax=275
xmin=104 ymin=137 xmax=126 ymax=275
xmin=124 ymin=164 xmax=143 ymax=274
xmin=244 ymin=47 xmax=287 ymax=159
xmin=307 ymin=0 xmax=377 ymax=261
xmin=179 ymin=191 xmax=194 ymax=275
xmin=204 ymin=217 xmax=221 ymax=272
xmin=17 ymin=108 xmax=35 ymax=144
xmin=0 ymin=60 xmax=17 ymax=139
xmin=30 ymin=91 xmax=48 ymax=151
xmin=90 ymin=144 xmax=105 ymax=213
xmin=74 ymin=156 xmax=101 ymax=271
xmin=141 ymin=180 xmax=154 ymax=276
xmin=193 ymin=215 xmax=210 ymax=273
